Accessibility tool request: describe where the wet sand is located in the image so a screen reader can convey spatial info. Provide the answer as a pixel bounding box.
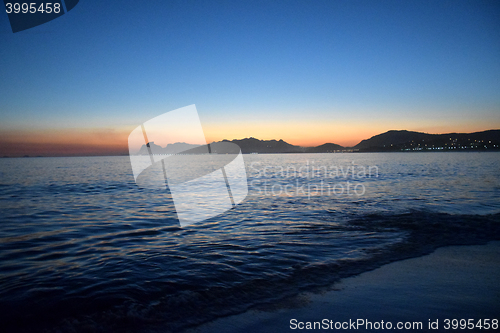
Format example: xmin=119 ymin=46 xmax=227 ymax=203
xmin=188 ymin=241 xmax=500 ymax=332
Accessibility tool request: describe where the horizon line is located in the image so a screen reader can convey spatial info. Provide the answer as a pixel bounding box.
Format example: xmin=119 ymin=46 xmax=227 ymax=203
xmin=1 ymin=128 xmax=499 ymax=158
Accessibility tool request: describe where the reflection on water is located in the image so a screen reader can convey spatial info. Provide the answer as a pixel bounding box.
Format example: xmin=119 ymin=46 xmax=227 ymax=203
xmin=0 ymin=153 xmax=499 ymax=331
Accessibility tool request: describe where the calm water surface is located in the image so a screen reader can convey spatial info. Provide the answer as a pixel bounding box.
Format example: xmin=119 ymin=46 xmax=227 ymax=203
xmin=0 ymin=153 xmax=499 ymax=332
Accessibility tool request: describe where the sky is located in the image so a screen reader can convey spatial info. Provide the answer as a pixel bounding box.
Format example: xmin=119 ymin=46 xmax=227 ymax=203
xmin=0 ymin=0 xmax=499 ymax=156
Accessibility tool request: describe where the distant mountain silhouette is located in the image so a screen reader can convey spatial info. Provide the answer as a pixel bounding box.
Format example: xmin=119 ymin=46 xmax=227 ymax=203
xmin=136 ymin=138 xmax=350 ymax=155
xmin=223 ymin=138 xmax=349 ymax=153
xmin=354 ymin=130 xmax=429 ymax=150
xmin=354 ymin=129 xmax=500 ymax=151
xmin=137 ymin=142 xmax=201 ymax=155
xmin=135 ymin=129 xmax=500 ymax=155
xmin=304 ymin=143 xmax=344 ymax=153
xmin=225 ymin=138 xmax=303 ymax=153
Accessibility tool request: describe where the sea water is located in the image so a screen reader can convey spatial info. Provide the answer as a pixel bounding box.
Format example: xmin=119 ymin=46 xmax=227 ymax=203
xmin=0 ymin=152 xmax=499 ymax=332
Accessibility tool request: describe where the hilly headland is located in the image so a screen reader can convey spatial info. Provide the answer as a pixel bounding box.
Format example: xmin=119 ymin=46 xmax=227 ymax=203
xmin=138 ymin=129 xmax=500 ymax=154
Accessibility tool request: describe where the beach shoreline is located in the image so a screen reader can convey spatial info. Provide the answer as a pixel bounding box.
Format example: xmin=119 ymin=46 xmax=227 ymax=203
xmin=187 ymin=241 xmax=500 ymax=333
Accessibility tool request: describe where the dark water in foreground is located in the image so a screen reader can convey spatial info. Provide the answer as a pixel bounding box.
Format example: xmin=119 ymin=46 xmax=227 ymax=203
xmin=0 ymin=153 xmax=499 ymax=332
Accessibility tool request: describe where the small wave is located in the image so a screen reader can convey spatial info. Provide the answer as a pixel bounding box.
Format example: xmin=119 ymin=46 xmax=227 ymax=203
xmin=1 ymin=210 xmax=498 ymax=332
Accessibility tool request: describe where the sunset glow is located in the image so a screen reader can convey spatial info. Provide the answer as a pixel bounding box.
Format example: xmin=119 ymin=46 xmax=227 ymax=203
xmin=1 ymin=1 xmax=499 ymax=157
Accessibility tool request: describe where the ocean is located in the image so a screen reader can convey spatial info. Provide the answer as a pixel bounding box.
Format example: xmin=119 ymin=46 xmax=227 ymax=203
xmin=0 ymin=152 xmax=499 ymax=332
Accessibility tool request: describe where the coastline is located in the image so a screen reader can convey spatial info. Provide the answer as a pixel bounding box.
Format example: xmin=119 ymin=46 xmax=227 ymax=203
xmin=187 ymin=241 xmax=500 ymax=333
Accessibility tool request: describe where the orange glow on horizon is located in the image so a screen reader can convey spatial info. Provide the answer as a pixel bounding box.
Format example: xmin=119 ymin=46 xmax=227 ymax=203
xmin=203 ymin=117 xmax=500 ymax=148
xmin=0 ymin=128 xmax=131 ymax=157
xmin=204 ymin=121 xmax=395 ymax=147
xmin=1 ymin=120 xmax=498 ymax=157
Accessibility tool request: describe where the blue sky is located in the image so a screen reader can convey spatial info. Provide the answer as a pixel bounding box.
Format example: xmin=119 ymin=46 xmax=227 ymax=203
xmin=0 ymin=0 xmax=499 ymax=154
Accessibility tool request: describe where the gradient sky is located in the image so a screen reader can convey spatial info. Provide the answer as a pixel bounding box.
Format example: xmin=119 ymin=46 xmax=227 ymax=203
xmin=1 ymin=0 xmax=499 ymax=156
